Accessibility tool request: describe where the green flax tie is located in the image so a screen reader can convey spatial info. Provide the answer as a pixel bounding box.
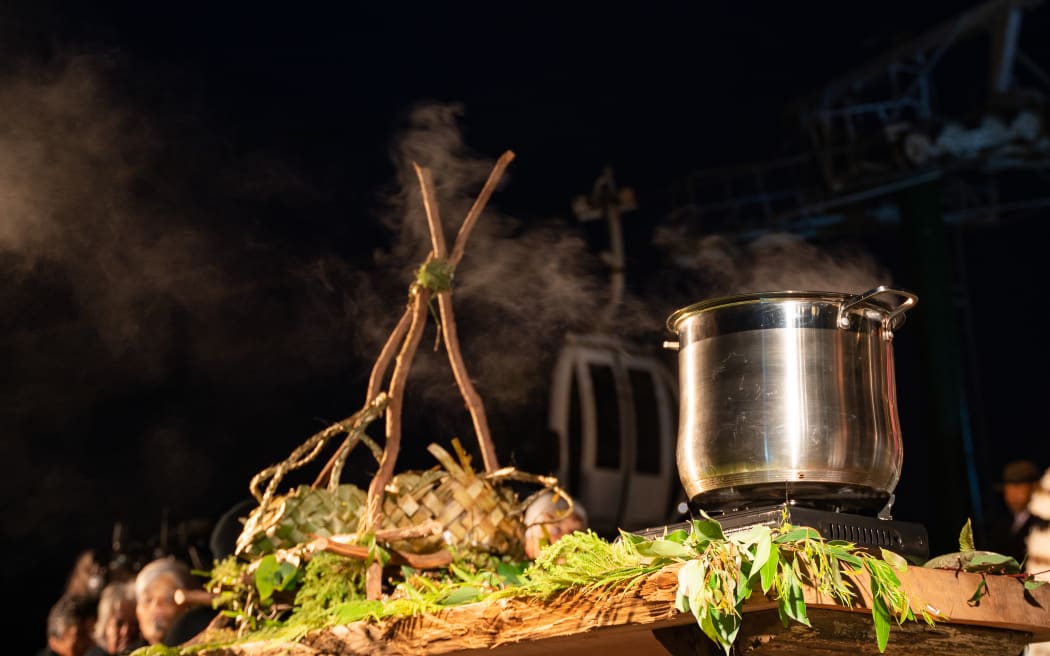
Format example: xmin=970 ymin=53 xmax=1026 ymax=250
xmin=414 ymin=258 xmax=454 ymax=350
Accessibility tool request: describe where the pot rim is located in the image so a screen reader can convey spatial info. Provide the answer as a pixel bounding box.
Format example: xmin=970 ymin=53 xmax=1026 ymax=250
xmin=666 ymin=289 xmax=858 ymax=333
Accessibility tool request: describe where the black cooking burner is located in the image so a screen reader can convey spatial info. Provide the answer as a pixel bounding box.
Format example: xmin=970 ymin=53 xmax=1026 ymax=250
xmin=635 ymin=503 xmax=929 ymax=563
xmin=688 ymin=482 xmax=892 ymax=516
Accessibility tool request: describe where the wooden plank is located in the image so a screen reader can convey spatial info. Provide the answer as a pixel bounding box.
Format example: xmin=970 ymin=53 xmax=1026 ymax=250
xmin=801 ymin=563 xmax=1050 ymax=641
xmin=195 ymin=563 xmax=1050 ymax=656
xmin=653 ymin=610 xmax=1032 ymax=656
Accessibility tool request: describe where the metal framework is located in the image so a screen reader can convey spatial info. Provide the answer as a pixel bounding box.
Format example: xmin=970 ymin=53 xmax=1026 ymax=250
xmin=668 ymin=0 xmax=1050 ymax=238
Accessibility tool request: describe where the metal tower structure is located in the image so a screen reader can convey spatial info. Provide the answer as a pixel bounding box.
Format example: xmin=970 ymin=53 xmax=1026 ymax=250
xmin=668 ymin=0 xmax=1050 ymax=238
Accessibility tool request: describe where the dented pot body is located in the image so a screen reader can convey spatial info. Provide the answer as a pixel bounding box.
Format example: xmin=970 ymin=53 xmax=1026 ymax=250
xmin=665 ymin=286 xmax=917 ymax=514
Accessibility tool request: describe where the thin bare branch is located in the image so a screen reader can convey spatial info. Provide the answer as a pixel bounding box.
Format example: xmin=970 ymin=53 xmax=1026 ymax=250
xmin=437 ymin=291 xmax=498 ymax=471
xmin=365 ymin=289 xmax=430 ymax=531
xmin=413 ymin=162 xmax=448 ymax=257
xmin=449 ymin=149 xmax=515 ymax=267
xmin=367 ymin=306 xmax=414 ymax=402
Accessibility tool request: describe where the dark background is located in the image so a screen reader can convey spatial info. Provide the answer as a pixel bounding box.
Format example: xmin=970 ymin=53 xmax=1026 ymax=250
xmin=4 ymin=2 xmax=1050 ymax=651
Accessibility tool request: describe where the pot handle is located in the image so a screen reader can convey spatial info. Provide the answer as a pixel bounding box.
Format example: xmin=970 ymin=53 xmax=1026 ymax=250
xmin=837 ymin=286 xmax=919 ymax=340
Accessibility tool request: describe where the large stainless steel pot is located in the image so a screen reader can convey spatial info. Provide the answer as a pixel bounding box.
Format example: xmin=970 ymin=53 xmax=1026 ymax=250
xmin=665 ymin=286 xmax=917 ymax=514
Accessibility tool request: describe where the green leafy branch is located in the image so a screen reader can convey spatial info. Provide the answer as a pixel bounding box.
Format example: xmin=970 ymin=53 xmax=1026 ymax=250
xmin=194 ymin=516 xmax=1000 ymax=656
xmin=505 ymin=515 xmax=933 ymax=654
xmin=668 ymin=516 xmax=935 ymax=654
xmin=923 ymin=518 xmax=1047 ymax=606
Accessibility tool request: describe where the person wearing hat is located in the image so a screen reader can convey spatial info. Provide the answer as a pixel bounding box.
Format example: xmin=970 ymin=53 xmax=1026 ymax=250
xmin=987 ymin=459 xmax=1047 ymax=563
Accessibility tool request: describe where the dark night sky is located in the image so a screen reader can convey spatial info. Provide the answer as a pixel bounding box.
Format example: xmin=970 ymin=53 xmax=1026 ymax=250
xmin=5 ymin=2 xmax=1050 ymax=650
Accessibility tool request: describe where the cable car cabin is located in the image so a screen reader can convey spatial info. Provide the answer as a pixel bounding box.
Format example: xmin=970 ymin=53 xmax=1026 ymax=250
xmin=548 ymin=332 xmax=684 ymax=536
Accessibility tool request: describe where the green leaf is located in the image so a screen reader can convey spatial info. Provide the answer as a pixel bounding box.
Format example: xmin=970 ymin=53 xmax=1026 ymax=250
xmin=496 ymin=561 xmax=523 ymax=586
xmin=924 ymin=550 xmax=1019 ymax=574
xmin=965 ymin=552 xmax=1020 ymax=573
xmin=959 ymin=519 xmax=975 ymax=552
xmin=729 ymin=524 xmax=770 ymax=548
xmin=618 ymin=531 xmax=647 ymax=546
xmin=871 ymin=593 xmax=892 ymax=652
xmin=880 ymin=548 xmax=909 ymax=572
xmin=1025 ymin=579 xmax=1047 ymax=591
xmin=778 ymin=567 xmax=810 ymax=627
xmin=967 ymin=578 xmax=988 ymax=606
xmin=449 ymin=563 xmax=476 ymax=583
xmin=663 ymin=528 xmax=691 ymax=544
xmin=675 ymin=559 xmax=703 ymax=614
xmin=252 ymin=554 xmax=303 ymax=606
xmin=708 ymin=608 xmax=740 ymax=655
xmin=366 ymin=537 xmax=391 ymax=568
xmin=825 ymin=543 xmax=863 ymax=567
xmin=691 ymin=518 xmax=726 ymax=545
xmin=276 ymin=561 xmax=300 ymax=591
xmin=637 ymin=538 xmax=695 ymax=560
xmin=330 ymin=599 xmax=385 ymax=623
xmin=254 ymin=555 xmax=276 ymax=599
xmin=760 ymin=543 xmax=779 ymax=594
xmin=749 ymin=531 xmax=771 ymax=585
xmin=439 ymin=586 xmax=482 ymax=606
xmin=774 ymin=526 xmax=821 ymax=544
xmin=697 ymin=609 xmax=723 ymax=654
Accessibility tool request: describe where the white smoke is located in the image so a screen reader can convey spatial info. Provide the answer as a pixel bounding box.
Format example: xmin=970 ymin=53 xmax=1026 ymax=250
xmin=652 ymin=226 xmax=892 ymax=300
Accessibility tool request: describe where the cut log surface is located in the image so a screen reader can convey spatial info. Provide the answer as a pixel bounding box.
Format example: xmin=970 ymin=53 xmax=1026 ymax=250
xmin=194 ymin=564 xmax=1050 ymax=656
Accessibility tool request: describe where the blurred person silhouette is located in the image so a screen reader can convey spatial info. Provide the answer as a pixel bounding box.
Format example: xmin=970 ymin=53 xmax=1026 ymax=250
xmin=36 ymin=594 xmax=98 ymax=656
xmin=1025 ymin=465 xmax=1050 ymax=656
xmin=63 ymin=550 xmax=106 ymax=600
xmin=1028 ymin=464 xmax=1050 ymax=575
xmin=85 ymin=581 xmax=140 ymax=656
xmin=134 ymin=557 xmax=216 ymax=647
xmin=987 ymin=459 xmax=1047 ymax=564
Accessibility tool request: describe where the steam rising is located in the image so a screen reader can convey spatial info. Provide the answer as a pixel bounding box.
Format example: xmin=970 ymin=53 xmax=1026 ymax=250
xmin=2 ymin=57 xmax=218 ymax=367
xmin=0 ymin=55 xmax=357 ymax=394
xmin=337 ymin=103 xmax=630 ymax=423
xmin=0 ymin=55 xmax=372 ymax=558
xmin=652 ymin=227 xmax=892 ymax=303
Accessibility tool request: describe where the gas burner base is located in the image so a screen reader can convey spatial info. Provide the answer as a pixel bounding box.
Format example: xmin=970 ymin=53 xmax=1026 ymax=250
xmin=688 ymin=482 xmax=892 ymax=516
xmin=634 ymin=503 xmax=929 ymax=563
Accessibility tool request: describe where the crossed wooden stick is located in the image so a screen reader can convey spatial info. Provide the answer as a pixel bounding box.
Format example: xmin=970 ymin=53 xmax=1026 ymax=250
xmin=309 ymin=150 xmax=516 ymax=598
